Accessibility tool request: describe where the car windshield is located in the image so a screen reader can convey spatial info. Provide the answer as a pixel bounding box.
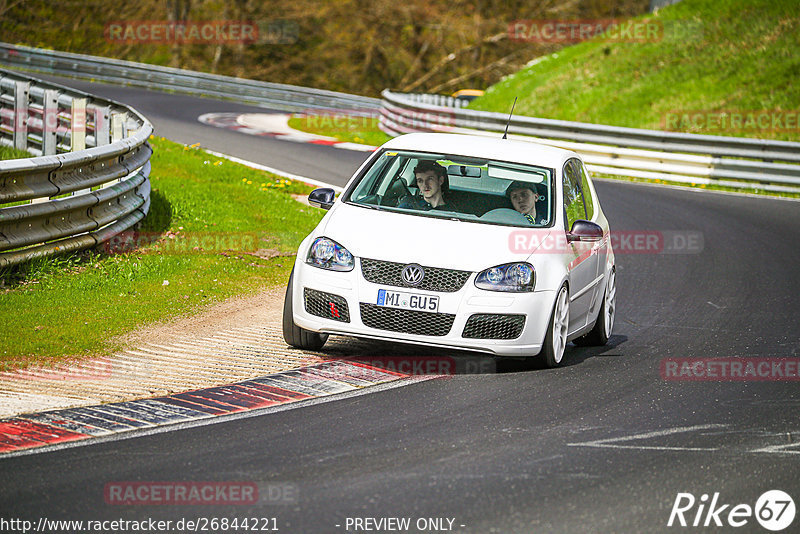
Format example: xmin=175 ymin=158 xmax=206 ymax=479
xmin=344 ymin=150 xmax=555 ymax=227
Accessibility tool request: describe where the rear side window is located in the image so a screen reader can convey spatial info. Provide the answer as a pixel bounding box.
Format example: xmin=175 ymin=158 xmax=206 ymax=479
xmin=562 ymin=159 xmax=585 ymax=229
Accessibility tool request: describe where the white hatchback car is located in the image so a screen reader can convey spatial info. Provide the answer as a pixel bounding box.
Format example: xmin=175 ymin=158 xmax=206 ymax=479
xmin=283 ymin=133 xmax=615 ymax=367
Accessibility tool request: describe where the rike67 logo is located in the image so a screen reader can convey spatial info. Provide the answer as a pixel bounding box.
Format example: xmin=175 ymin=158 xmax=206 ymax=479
xmin=668 ymin=490 xmax=795 ymax=531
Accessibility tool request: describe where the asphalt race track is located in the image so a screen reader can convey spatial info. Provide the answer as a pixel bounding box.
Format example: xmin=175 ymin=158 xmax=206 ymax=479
xmin=1 ymin=77 xmax=799 ymax=533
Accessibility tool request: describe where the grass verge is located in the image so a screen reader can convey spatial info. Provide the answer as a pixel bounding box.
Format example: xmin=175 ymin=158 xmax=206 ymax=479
xmin=0 ymin=145 xmax=33 ymax=160
xmin=0 ymin=137 xmax=324 ymax=371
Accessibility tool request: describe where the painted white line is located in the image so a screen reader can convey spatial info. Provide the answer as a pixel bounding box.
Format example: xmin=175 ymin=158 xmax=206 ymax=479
xmin=750 ymin=440 xmax=800 ymax=455
xmin=331 ymin=141 xmax=378 ymax=152
xmin=203 ymin=149 xmax=344 ymax=192
xmin=567 ymin=424 xmax=728 ymax=452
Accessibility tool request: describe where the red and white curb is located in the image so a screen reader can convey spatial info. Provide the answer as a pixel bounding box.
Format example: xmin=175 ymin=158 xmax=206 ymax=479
xmin=198 ymin=112 xmax=377 ymax=152
xmin=0 ymin=360 xmax=414 ymax=456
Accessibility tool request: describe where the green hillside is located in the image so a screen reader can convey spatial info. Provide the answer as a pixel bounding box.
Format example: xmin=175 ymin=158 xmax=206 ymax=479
xmin=470 ymin=0 xmax=800 ymax=141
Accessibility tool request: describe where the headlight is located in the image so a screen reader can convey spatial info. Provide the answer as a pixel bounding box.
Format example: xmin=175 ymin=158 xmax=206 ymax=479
xmin=306 ymin=237 xmax=354 ymax=271
xmin=475 ymin=262 xmax=535 ymax=292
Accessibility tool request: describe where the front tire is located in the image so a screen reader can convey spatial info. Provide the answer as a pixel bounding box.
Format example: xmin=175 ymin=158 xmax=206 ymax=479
xmin=282 ymin=267 xmax=328 ymax=351
xmin=537 ymin=284 xmax=569 ymax=368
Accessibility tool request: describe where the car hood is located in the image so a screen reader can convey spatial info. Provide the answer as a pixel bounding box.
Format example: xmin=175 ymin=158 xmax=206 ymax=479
xmin=318 ymin=203 xmax=550 ymax=271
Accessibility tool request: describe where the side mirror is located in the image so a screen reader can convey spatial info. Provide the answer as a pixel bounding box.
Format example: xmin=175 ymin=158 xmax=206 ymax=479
xmin=308 ymin=188 xmax=336 ymax=210
xmin=567 ymin=219 xmax=603 ymax=243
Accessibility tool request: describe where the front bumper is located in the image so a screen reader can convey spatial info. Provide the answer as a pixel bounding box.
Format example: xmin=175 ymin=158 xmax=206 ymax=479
xmin=291 ymin=258 xmax=556 ymax=357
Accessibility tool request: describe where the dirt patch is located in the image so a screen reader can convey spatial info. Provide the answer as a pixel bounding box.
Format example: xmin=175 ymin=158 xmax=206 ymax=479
xmin=115 ymin=285 xmax=286 ymax=348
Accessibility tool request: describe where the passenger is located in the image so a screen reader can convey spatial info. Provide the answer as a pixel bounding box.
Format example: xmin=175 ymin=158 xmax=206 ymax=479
xmin=506 ymin=180 xmax=547 ymax=225
xmin=398 ymin=161 xmax=459 ymax=211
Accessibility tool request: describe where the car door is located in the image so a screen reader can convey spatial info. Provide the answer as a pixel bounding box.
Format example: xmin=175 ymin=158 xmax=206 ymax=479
xmin=578 ymin=160 xmax=608 ymax=312
xmin=562 ymin=159 xmax=599 ymax=333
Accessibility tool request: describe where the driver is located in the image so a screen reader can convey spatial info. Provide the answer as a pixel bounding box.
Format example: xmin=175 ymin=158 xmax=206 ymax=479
xmin=398 ymin=161 xmax=458 ymax=211
xmin=506 ymin=180 xmax=547 ymax=225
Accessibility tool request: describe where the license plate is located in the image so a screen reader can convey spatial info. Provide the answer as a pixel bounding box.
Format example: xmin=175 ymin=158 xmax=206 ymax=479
xmin=377 ymin=289 xmax=439 ymax=312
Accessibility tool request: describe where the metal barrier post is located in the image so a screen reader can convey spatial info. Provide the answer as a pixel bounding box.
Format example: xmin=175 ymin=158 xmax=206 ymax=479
xmin=70 ymin=97 xmax=89 ymax=196
xmin=70 ymin=97 xmax=86 ymax=151
xmin=13 ymin=80 xmax=29 ymax=151
xmin=93 ymin=105 xmax=110 ymax=147
xmin=42 ymin=89 xmax=59 ymax=155
xmin=110 ymin=112 xmax=124 ymax=142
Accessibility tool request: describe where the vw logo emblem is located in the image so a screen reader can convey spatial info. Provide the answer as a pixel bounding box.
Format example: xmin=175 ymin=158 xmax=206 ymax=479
xmin=401 ymin=264 xmax=425 ymax=286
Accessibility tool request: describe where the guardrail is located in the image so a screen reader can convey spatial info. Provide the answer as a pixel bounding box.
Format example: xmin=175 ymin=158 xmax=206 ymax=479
xmin=380 ymin=90 xmax=800 ymax=194
xmin=0 ymin=68 xmax=152 ymax=268
xmin=0 ymin=43 xmax=381 ymax=115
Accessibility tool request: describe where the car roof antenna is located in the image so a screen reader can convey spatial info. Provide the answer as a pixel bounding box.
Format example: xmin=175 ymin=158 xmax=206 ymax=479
xmin=502 ymin=97 xmax=518 ymax=140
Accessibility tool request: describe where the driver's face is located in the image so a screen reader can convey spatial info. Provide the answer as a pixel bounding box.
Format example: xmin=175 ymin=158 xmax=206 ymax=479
xmin=509 ymin=188 xmax=536 ymax=216
xmin=416 ymin=170 xmax=443 ymax=200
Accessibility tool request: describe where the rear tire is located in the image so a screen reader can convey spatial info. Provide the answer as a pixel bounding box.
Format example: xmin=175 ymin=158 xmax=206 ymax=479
xmin=573 ymin=268 xmax=615 ymax=347
xmin=282 ymin=267 xmax=329 ymax=351
xmin=537 ymin=284 xmax=569 ymax=368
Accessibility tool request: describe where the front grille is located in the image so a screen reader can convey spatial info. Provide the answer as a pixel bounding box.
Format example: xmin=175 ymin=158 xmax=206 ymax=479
xmin=360 ymin=258 xmax=471 ymax=293
xmin=304 ymin=288 xmax=350 ymax=322
xmin=462 ymin=314 xmax=525 ymax=339
xmin=359 ymin=303 xmax=455 ymax=336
